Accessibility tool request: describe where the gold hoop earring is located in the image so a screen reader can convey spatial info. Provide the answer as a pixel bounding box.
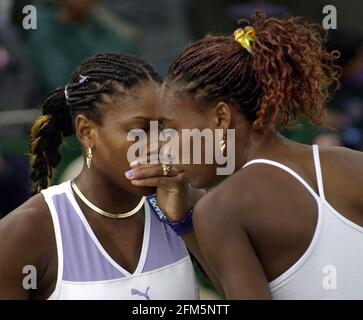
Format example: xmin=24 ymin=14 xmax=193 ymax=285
xmin=86 ymin=147 xmax=93 ymax=169
xmin=219 ymin=132 xmax=226 ymax=155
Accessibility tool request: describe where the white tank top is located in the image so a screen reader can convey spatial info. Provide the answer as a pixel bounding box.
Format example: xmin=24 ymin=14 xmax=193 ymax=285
xmin=41 ymin=181 xmax=199 ymax=300
xmin=243 ymin=145 xmax=363 ymax=299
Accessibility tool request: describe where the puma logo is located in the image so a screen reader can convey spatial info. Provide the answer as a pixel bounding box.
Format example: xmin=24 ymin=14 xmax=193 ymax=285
xmin=130 ymin=286 xmax=151 ymax=300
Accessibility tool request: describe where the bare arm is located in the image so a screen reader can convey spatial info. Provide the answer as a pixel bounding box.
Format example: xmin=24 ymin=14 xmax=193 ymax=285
xmin=193 ymin=191 xmax=272 ymax=299
xmin=181 ymin=231 xmax=225 ymax=297
xmin=0 ymin=195 xmax=54 ymax=299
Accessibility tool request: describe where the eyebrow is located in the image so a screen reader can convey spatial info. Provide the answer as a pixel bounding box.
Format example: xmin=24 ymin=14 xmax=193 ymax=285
xmin=158 ymin=117 xmax=173 ymax=123
xmin=130 ymin=116 xmax=150 ymax=121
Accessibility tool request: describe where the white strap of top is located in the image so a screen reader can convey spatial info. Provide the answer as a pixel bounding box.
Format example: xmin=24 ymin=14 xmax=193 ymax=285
xmin=312 ymin=144 xmax=326 ymax=200
xmin=242 ymin=145 xmax=324 ymax=202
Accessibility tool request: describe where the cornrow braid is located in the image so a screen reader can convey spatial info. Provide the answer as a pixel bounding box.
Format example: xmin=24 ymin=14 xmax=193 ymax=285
xmin=166 ymin=11 xmax=341 ymax=131
xmin=29 ymin=52 xmax=161 ymax=194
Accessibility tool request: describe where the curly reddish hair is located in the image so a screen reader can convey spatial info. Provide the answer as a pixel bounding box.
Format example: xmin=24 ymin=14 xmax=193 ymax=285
xmin=166 ymin=12 xmax=341 ymax=130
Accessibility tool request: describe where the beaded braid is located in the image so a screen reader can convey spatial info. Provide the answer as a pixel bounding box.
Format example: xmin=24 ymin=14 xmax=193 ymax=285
xmin=29 ymin=52 xmax=161 ymax=195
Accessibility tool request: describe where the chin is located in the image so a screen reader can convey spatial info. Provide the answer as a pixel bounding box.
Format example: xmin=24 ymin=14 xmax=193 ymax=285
xmin=183 ymin=173 xmax=208 ymax=189
xmin=186 ymin=171 xmax=223 ymax=190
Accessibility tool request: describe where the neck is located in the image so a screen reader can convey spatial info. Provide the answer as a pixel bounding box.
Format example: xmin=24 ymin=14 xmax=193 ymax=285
xmin=235 ymin=130 xmax=291 ymax=169
xmin=74 ymin=167 xmax=142 ymax=216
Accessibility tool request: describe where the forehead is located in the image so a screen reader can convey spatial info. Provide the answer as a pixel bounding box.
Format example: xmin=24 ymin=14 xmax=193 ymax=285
xmin=157 ymin=83 xmax=203 ymax=120
xmin=158 ymin=83 xmax=187 ymax=115
xmin=101 ymin=82 xmax=159 ymax=122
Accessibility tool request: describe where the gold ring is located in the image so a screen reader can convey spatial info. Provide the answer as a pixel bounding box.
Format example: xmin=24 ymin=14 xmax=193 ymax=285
xmin=162 ymin=163 xmax=171 ymax=176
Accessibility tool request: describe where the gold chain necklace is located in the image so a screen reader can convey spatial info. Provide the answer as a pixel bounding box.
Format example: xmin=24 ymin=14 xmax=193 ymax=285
xmin=71 ymin=180 xmax=146 ymax=219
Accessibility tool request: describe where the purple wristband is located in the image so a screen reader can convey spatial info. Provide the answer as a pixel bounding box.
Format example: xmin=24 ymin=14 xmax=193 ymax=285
xmin=165 ymin=207 xmax=194 ymax=236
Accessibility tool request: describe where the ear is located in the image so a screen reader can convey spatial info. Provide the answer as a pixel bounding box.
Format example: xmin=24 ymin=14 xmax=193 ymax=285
xmin=75 ymin=114 xmax=97 ymax=149
xmin=212 ymin=101 xmax=232 ymax=130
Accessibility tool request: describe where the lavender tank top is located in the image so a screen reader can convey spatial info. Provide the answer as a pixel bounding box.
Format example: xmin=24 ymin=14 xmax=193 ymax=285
xmin=41 ymin=181 xmax=199 ymax=300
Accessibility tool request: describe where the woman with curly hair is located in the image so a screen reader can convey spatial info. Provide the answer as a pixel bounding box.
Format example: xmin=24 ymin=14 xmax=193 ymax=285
xmin=127 ymin=12 xmax=363 ymax=299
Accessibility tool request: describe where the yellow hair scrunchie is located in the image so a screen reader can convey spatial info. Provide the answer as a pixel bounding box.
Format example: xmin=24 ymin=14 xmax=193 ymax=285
xmin=233 ymin=26 xmax=256 ymax=54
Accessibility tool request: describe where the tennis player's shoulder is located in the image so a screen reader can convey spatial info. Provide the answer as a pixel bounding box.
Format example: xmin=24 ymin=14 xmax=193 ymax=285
xmin=314 ymin=145 xmax=363 ymax=185
xmin=0 ymin=192 xmax=57 ymax=298
xmin=319 ymin=145 xmax=363 ymax=171
xmin=193 ymin=170 xmax=262 ymax=231
xmin=318 ymin=145 xmax=363 ymax=197
xmin=0 ymin=192 xmax=54 ymax=260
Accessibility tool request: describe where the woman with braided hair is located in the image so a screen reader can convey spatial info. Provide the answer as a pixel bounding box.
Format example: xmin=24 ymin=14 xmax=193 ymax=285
xmin=127 ymin=12 xmax=363 ymax=299
xmin=0 ymin=52 xmax=203 ymax=299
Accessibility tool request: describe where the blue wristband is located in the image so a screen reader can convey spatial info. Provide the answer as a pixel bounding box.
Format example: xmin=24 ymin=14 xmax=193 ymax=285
xmin=147 ymin=195 xmax=194 ymax=236
xmin=165 ymin=206 xmax=194 ymax=236
xmin=147 ymin=194 xmax=168 ymax=223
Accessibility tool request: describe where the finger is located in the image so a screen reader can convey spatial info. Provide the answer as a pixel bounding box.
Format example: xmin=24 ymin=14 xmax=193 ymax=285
xmin=129 ymin=157 xmax=155 ymax=168
xmin=130 ymin=173 xmax=186 ymax=189
xmin=129 ymin=154 xmax=176 ymax=168
xmin=130 ymin=176 xmax=179 ymax=187
xmin=125 ymin=164 xmax=181 ymax=180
